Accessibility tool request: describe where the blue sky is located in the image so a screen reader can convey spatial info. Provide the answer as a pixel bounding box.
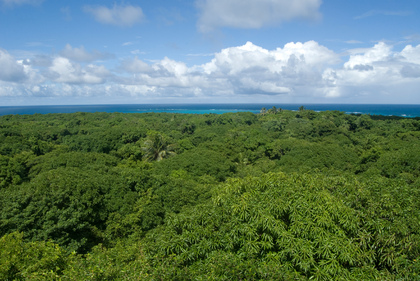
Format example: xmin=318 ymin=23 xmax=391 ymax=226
xmin=1 ymin=0 xmax=420 ymax=105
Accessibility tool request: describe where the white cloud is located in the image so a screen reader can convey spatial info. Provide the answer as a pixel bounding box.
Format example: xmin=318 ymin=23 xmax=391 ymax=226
xmin=322 ymin=42 xmax=420 ymax=101
xmin=196 ymin=0 xmax=322 ymax=32
xmin=400 ymin=44 xmax=420 ymax=64
xmin=48 ymin=57 xmax=110 ymax=84
xmin=201 ymin=41 xmax=339 ymax=95
xmin=126 ymin=57 xmax=206 ymax=89
xmin=60 ymin=44 xmax=113 ymax=62
xmin=2 ymin=41 xmax=420 ymax=104
xmin=344 ymin=42 xmax=391 ymax=69
xmin=115 ymin=41 xmax=420 ymax=102
xmin=84 ymin=4 xmax=144 ymax=27
xmin=0 ymin=49 xmax=27 ymax=82
xmin=119 ymin=57 xmax=153 ymax=73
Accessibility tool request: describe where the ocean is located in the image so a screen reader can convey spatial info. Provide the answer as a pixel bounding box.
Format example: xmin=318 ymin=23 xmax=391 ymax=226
xmin=0 ymin=104 xmax=420 ymax=117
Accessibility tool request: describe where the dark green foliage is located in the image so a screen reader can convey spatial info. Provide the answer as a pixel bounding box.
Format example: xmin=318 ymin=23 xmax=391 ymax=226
xmin=0 ymin=110 xmax=419 ymax=279
xmin=26 ymin=151 xmax=119 ymax=178
xmin=0 ymin=152 xmax=32 ymax=188
xmin=278 ymin=139 xmax=358 ymax=173
xmin=157 ymin=148 xmax=236 ymax=181
xmin=0 ymin=167 xmax=137 ymax=253
xmin=141 ymin=131 xmax=176 ymax=162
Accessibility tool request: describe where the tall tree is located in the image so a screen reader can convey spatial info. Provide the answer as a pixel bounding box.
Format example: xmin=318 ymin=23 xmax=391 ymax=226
xmin=142 ymin=131 xmax=176 ymax=162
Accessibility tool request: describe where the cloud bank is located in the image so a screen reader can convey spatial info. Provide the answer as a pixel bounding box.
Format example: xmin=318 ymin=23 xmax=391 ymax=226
xmin=1 ymin=41 xmax=420 ymax=104
xmin=196 ymin=0 xmax=322 ymax=32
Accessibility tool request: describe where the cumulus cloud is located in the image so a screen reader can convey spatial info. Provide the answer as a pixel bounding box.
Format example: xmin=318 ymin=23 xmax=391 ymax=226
xmin=2 ymin=41 xmax=420 ymax=104
xmin=84 ymin=4 xmax=144 ymax=27
xmin=197 ymin=0 xmax=322 ymax=32
xmin=119 ymin=57 xmax=153 ymax=73
xmin=47 ymin=57 xmax=111 ymax=84
xmin=201 ymin=41 xmax=338 ymax=95
xmin=344 ymin=42 xmax=392 ymax=69
xmin=114 ymin=41 xmax=420 ymax=102
xmin=400 ymin=44 xmax=420 ymax=64
xmin=60 ymin=44 xmax=113 ymax=62
xmin=119 ymin=57 xmax=206 ymax=89
xmin=322 ymin=42 xmax=420 ymax=100
xmin=0 ymin=49 xmax=27 ymax=82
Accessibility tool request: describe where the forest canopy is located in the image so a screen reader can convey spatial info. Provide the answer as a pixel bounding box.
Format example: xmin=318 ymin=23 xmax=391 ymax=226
xmin=0 ymin=109 xmax=419 ymax=280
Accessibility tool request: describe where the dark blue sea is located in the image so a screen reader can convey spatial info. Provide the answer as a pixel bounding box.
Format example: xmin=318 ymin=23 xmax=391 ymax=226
xmin=0 ymin=104 xmax=420 ymax=117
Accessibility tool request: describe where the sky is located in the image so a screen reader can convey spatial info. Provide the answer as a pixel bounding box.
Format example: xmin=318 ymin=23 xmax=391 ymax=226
xmin=1 ymin=0 xmax=420 ymax=105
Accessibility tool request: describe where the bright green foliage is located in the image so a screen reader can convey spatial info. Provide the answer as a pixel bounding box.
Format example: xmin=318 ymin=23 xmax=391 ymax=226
xmin=146 ymin=172 xmax=420 ymax=280
xmin=62 ymin=241 xmax=153 ymax=280
xmin=0 ymin=232 xmax=65 ymax=280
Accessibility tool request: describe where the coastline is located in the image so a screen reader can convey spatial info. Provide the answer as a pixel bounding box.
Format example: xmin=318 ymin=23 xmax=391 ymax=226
xmin=1 ymin=103 xmax=420 ymax=117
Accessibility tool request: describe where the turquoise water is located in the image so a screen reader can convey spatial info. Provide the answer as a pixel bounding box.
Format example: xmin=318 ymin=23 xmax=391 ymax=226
xmin=1 ymin=104 xmax=420 ymax=117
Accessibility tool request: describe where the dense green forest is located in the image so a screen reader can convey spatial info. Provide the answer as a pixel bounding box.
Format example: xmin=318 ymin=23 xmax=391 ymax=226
xmin=0 ymin=108 xmax=419 ymax=280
